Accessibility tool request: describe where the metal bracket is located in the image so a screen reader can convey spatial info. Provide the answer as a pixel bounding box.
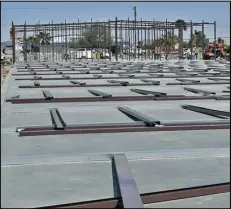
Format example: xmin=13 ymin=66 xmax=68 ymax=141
xmin=11 ymin=95 xmax=20 ymax=99
xmin=70 ymin=81 xmax=86 ymax=86
xmin=118 ymin=74 xmax=135 ymax=78
xmin=93 ymin=75 xmax=102 ymax=78
xmin=34 ymin=81 xmax=40 ymax=87
xmin=62 ymin=75 xmax=70 ymax=79
xmin=34 ymin=76 xmax=42 ymax=79
xmin=42 ymin=90 xmax=54 ymax=100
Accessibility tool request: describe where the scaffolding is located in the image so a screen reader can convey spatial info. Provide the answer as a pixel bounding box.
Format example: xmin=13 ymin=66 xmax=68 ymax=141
xmin=11 ymin=18 xmax=216 ymax=63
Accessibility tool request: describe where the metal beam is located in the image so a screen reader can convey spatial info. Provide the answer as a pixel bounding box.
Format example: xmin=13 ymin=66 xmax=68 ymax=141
xmin=88 ymin=89 xmax=112 ymax=98
xmin=19 ymin=124 xmax=230 ymax=137
xmin=14 ymin=74 xmax=229 ymax=81
xmin=50 ymin=108 xmax=66 ymax=130
xmin=36 ymin=182 xmax=229 ymax=208
xmin=181 ymin=105 xmax=230 ymax=119
xmin=176 ymin=78 xmax=200 ymax=83
xmin=42 ymin=90 xmax=54 ymax=100
xmin=34 ymin=81 xmax=40 ymax=86
xmin=183 ymin=87 xmax=216 ymax=95
xmin=107 ymin=80 xmax=129 ymax=86
xmin=140 ymin=79 xmax=160 ymax=85
xmin=70 ymin=81 xmax=86 ymax=86
xmin=118 ymin=106 xmax=160 ymax=126
xmin=130 ymin=88 xmax=167 ymax=96
xmin=113 ymin=154 xmax=143 ymax=208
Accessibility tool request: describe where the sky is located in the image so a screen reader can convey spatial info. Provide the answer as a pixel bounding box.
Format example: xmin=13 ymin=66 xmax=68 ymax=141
xmin=1 ymin=1 xmax=230 ymax=42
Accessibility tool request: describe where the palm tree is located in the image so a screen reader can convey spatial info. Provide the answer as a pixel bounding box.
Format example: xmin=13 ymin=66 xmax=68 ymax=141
xmin=27 ymin=32 xmax=51 ymax=60
xmin=217 ymin=37 xmax=224 ymax=44
xmin=175 ymin=19 xmax=188 ymax=57
xmin=36 ymin=32 xmax=52 ymax=45
xmin=194 ymin=30 xmax=206 ymax=47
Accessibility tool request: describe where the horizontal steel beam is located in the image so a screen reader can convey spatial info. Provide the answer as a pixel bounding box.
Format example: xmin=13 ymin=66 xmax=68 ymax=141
xmin=16 ymin=70 xmax=214 ymax=74
xmin=36 ymin=182 xmax=229 ymax=208
xmin=19 ymin=124 xmax=230 ymax=137
xmin=166 ymin=82 xmax=230 ymax=86
xmin=6 ymin=95 xmax=224 ymax=104
xmin=18 ymin=83 xmax=158 ymax=88
xmin=17 ymin=122 xmax=146 ymax=132
xmin=6 ymin=95 xmax=154 ymax=104
xmin=14 ymin=75 xmax=229 ymax=81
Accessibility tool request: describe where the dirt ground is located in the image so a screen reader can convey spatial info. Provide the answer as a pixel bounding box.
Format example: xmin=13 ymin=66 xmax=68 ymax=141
xmin=1 ymin=63 xmax=11 ymax=85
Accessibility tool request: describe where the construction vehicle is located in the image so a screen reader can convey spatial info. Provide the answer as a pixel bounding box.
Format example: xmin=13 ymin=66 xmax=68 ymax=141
xmin=204 ymin=43 xmax=229 ymax=60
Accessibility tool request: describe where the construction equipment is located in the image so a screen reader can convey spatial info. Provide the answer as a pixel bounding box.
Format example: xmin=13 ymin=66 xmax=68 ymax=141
xmin=204 ymin=43 xmax=229 ymax=60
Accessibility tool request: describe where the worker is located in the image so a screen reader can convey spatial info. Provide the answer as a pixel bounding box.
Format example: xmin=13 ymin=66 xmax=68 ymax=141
xmin=195 ymin=48 xmax=199 ymax=60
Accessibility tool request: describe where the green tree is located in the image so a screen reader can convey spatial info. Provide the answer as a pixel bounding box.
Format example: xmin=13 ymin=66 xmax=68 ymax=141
xmin=182 ymin=41 xmax=189 ymax=48
xmin=36 ymin=32 xmax=52 ymax=45
xmin=69 ymin=24 xmax=113 ymax=49
xmin=26 ymin=32 xmax=52 ymax=60
xmin=188 ymin=30 xmax=207 ymax=48
xmin=194 ymin=30 xmax=206 ymax=47
xmin=174 ymin=19 xmax=188 ymax=56
xmin=217 ymin=37 xmax=224 ymax=44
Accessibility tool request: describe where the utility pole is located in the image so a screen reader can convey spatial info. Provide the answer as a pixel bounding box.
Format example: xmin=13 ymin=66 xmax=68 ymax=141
xmin=133 ymin=6 xmax=137 ymax=59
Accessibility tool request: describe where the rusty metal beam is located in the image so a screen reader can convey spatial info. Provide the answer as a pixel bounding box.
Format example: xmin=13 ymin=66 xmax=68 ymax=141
xmin=35 ymin=182 xmax=230 ymax=208
xmin=19 ymin=123 xmax=230 ymax=137
xmin=6 ymin=95 xmax=222 ymax=104
xmin=14 ymin=75 xmax=228 ymax=81
xmin=166 ymin=82 xmax=230 ymax=86
xmin=18 ymin=83 xmax=159 ymax=88
xmin=15 ymin=70 xmax=217 ymax=75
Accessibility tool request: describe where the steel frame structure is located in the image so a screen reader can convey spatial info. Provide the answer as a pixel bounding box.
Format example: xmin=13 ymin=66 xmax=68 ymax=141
xmin=11 ymin=19 xmax=216 ymax=63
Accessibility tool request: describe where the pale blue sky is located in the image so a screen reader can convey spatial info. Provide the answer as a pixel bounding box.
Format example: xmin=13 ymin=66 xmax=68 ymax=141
xmin=1 ymin=2 xmax=230 ymax=41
